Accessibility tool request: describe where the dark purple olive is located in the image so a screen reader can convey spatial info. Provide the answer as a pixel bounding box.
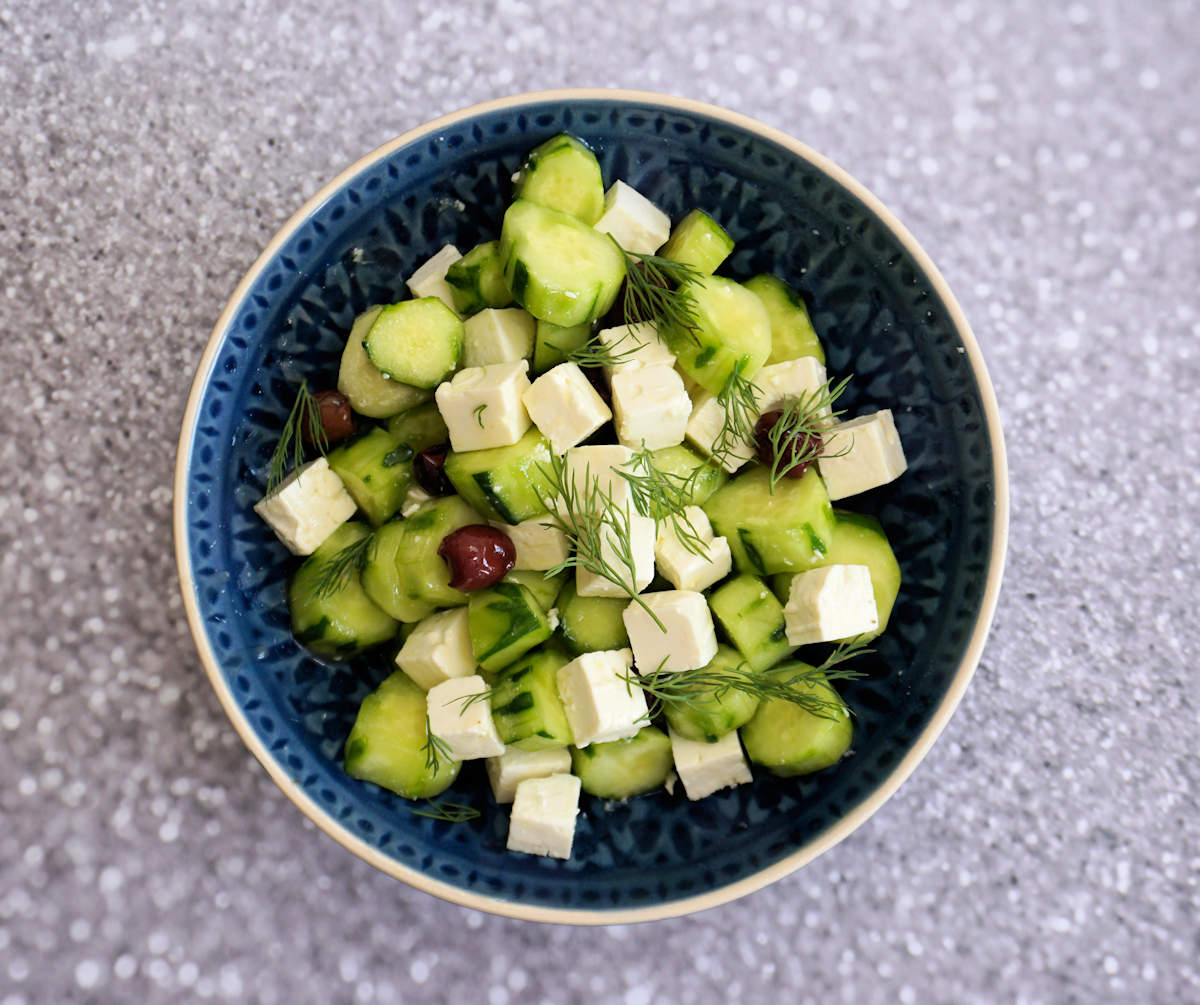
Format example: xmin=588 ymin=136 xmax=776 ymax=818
xmin=754 ymin=410 xmax=823 ymax=480
xmin=438 ymin=525 xmax=517 ymax=591
xmin=413 ymin=443 xmax=454 ymax=497
xmin=305 ymin=390 xmax=356 ymax=445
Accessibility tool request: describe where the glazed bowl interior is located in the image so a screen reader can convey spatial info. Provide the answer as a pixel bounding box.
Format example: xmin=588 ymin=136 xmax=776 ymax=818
xmin=175 ymin=90 xmax=1007 ymax=923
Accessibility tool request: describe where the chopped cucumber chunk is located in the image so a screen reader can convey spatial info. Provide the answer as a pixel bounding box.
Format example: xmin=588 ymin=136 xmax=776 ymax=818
xmin=513 ymin=133 xmax=606 ymax=225
xmin=661 ymin=645 xmax=760 ymax=743
xmin=663 ymin=275 xmax=771 ymax=395
xmin=708 ymin=575 xmax=793 ymax=672
xmin=468 ymin=581 xmax=554 ymax=675
xmin=360 ymin=523 xmax=437 ymax=623
xmin=571 ymin=727 xmax=673 ymax=800
xmin=337 ymin=306 xmax=432 ymax=419
xmin=443 ymin=427 xmax=555 ymax=524
xmin=744 ymin=274 xmax=825 ymax=366
xmin=533 ymin=319 xmax=591 ymax=374
xmin=556 ymin=578 xmax=630 ymax=655
xmin=649 ymin=444 xmax=727 ymax=506
xmin=445 ymin=240 xmax=513 ymax=317
xmin=489 ymin=648 xmax=574 ymax=751
xmin=326 ymin=426 xmax=414 ymax=527
xmin=503 ymin=568 xmax=567 ymax=613
xmin=364 ymin=298 xmax=463 ymax=388
xmin=658 ymin=209 xmax=734 ymax=275
xmin=739 ymin=669 xmax=852 ymax=777
xmin=393 ymin=497 xmax=484 ymax=607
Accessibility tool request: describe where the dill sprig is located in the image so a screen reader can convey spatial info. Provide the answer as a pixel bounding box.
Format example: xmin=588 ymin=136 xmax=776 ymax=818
xmin=412 ymin=801 xmax=480 ymax=823
xmin=473 ymin=403 xmax=488 ymax=428
xmin=452 ymin=686 xmax=494 ymax=714
xmin=534 ymin=453 xmax=664 ymax=630
xmin=562 ymin=327 xmax=643 ymax=369
xmin=266 ymin=379 xmax=327 ymax=494
xmin=421 ymin=714 xmax=453 ymax=774
xmin=707 ymin=362 xmax=762 ymax=472
xmin=625 ymin=640 xmax=872 ymax=720
xmin=621 ymin=251 xmax=703 ymax=343
xmin=616 ymin=448 xmax=709 ymax=557
xmin=761 ymin=375 xmax=853 ymax=491
xmin=310 ymin=533 xmax=375 ymax=599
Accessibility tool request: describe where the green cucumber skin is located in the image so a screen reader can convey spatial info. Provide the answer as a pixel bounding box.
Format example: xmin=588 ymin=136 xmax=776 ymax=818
xmin=659 ymin=209 xmax=735 ymax=276
xmin=468 ymin=582 xmax=553 ymax=675
xmin=571 ymin=727 xmax=674 ymax=799
xmin=514 ymin=134 xmax=606 ymax=225
xmin=744 ymin=273 xmax=826 ymax=367
xmin=489 ymin=648 xmax=573 ymax=751
xmin=359 ymin=523 xmax=437 ymax=623
xmin=556 ymin=578 xmax=630 ymax=655
xmin=443 ymin=428 xmax=555 ymax=524
xmin=327 ymin=426 xmax=414 ymax=527
xmin=648 ymin=444 xmax=727 ymax=506
xmin=364 ymin=299 xmax=464 ymax=389
xmin=503 ymin=569 xmax=567 ymax=613
xmin=740 ymin=671 xmax=852 ymax=777
xmin=661 ymin=645 xmax=759 ymax=743
xmin=708 ymin=575 xmax=794 ymax=673
xmin=394 ymin=497 xmax=483 ymax=607
xmin=445 ymin=240 xmax=513 ymax=316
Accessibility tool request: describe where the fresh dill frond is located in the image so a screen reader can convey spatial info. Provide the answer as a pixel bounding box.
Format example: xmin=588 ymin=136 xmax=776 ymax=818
xmin=616 ymin=448 xmax=709 ymax=557
xmin=412 ymin=801 xmax=480 ymax=823
xmin=625 ymin=639 xmax=872 ymax=720
xmin=266 ymin=379 xmax=327 ymax=494
xmin=421 ymin=714 xmax=453 ymax=774
xmin=311 ymin=534 xmax=374 ymax=599
xmin=473 ymin=403 xmax=488 ymax=428
xmin=562 ymin=328 xmax=642 ymax=369
xmin=452 ymin=686 xmax=494 ymax=713
xmin=706 ymin=362 xmax=762 ymax=472
xmin=620 ymin=251 xmax=703 ymax=344
xmin=761 ymin=375 xmax=853 ymax=492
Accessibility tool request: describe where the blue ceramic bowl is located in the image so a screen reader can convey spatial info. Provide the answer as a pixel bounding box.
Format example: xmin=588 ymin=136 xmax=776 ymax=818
xmin=174 ymin=90 xmax=1008 ymax=923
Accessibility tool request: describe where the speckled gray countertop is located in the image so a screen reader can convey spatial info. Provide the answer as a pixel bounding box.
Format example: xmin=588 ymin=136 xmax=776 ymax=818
xmin=2 ymin=1 xmax=1197 ymax=1002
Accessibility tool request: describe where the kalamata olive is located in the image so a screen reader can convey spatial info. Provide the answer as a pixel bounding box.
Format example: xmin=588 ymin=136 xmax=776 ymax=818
xmin=413 ymin=444 xmax=454 ymax=497
xmin=438 ymin=525 xmax=516 ymax=591
xmin=754 ymin=410 xmax=823 ymax=480
xmin=304 ymin=390 xmax=356 ymax=445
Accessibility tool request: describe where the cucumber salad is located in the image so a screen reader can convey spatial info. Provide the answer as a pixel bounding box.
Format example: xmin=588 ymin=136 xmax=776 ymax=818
xmin=253 ymin=133 xmax=908 ymax=860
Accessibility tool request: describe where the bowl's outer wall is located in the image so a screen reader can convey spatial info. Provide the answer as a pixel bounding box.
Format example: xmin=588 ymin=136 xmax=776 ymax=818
xmin=179 ymin=94 xmax=1001 ymax=920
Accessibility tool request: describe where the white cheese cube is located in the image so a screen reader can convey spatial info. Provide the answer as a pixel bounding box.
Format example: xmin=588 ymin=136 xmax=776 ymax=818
xmin=253 ymin=457 xmax=357 ymax=555
xmin=754 ymin=356 xmax=831 ymax=418
xmin=562 ymin=444 xmax=635 ymax=512
xmin=611 ymin=364 xmax=691 ymax=451
xmin=490 ymin=517 xmax=570 ymax=571
xmin=461 ymin=308 xmax=536 ymax=368
xmin=507 ymin=773 xmax=582 ymax=859
xmin=522 ymin=362 xmax=612 ymax=454
xmin=399 ymin=484 xmax=434 ymax=518
xmin=406 ymin=244 xmax=462 ymax=313
xmin=685 ymin=390 xmax=757 ymax=473
xmin=435 ymin=361 xmax=532 ymax=452
xmin=576 ymin=514 xmax=656 ymax=598
xmin=394 ymin=608 xmax=477 ymax=691
xmin=555 ymin=648 xmax=647 ymax=747
xmin=654 ymin=507 xmax=733 ymax=592
xmin=783 ymin=564 xmax=879 ymax=645
xmin=816 ymin=409 xmax=908 ymax=500
xmin=425 ymin=674 xmax=505 ymax=760
xmin=485 ymin=746 xmax=572 ymax=803
xmin=593 ymin=180 xmax=671 ymax=256
xmin=669 ymin=727 xmax=752 ymax=801
xmin=622 ymin=590 xmax=718 ymax=674
xmin=596 ymin=322 xmax=676 ymax=378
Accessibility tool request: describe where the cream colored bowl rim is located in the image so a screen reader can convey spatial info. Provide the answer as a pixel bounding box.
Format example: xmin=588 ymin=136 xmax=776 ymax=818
xmin=173 ymin=88 xmax=1010 ymax=925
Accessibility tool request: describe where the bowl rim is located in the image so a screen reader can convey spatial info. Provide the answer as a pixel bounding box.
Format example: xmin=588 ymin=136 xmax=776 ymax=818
xmin=173 ymin=87 xmax=1009 ymax=925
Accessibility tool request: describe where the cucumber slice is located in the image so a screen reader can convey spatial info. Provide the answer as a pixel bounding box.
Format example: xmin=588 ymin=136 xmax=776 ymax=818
xmin=326 ymin=426 xmax=414 ymax=527
xmin=662 ymin=644 xmax=760 ymax=743
xmin=739 ymin=670 xmax=852 ymax=777
xmin=393 ymin=497 xmax=484 ymax=607
xmin=662 ymin=275 xmax=771 ymax=395
xmin=384 ymin=401 xmax=449 ymax=453
xmin=489 ymin=648 xmax=574 ymax=751
xmin=503 ymin=568 xmax=567 ymax=613
xmin=513 ymin=134 xmax=606 ymax=225
xmin=289 ymin=523 xmax=399 ymax=659
xmin=445 ymin=240 xmax=513 ymax=317
xmin=533 ymin=319 xmax=590 ymax=374
xmin=443 ymin=427 xmax=555 ymax=524
xmin=772 ymin=511 xmax=902 ymax=639
xmin=702 ymin=467 xmax=835 ymax=575
xmin=658 ymin=209 xmax=734 ymax=276
xmin=556 ymin=578 xmax=630 ymax=655
xmin=337 ymin=306 xmax=433 ymax=419
xmin=708 ymin=575 xmax=793 ymax=672
xmin=500 ymin=200 xmax=626 ymax=327
xmin=343 ymin=671 xmax=461 ymax=798
xmin=468 ymin=581 xmax=554 ymax=675
xmin=570 ymin=727 xmax=673 ymax=799
xmin=364 ymin=298 xmax=464 ymax=388
xmin=360 ymin=523 xmax=437 ymax=623
xmin=744 ymin=274 xmax=825 ymax=366
xmin=649 ymin=444 xmax=728 ymax=506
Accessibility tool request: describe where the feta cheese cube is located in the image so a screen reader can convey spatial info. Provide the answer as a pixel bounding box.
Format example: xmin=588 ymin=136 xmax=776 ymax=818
xmin=461 ymin=308 xmax=536 ymax=368
xmin=611 ymin=364 xmax=691 ymax=450
xmin=490 ymin=517 xmax=570 ymax=571
xmin=562 ymin=444 xmax=635 ymax=512
xmin=754 ymin=357 xmax=831 ymax=418
xmin=399 ymin=484 xmax=434 ymax=518
xmin=253 ymin=457 xmax=357 ymax=555
xmin=596 ymin=322 xmax=675 ymax=378
xmin=522 ymin=362 xmax=612 ymax=454
xmin=576 ymin=514 xmax=656 ymax=598
xmin=685 ymin=390 xmax=757 ymax=473
xmin=668 ymin=727 xmax=752 ymax=801
xmin=555 ymin=648 xmax=647 ymax=747
xmin=406 ymin=244 xmax=462 ymax=313
xmin=593 ymin=180 xmax=671 ymax=256
xmin=435 ymin=361 xmax=532 ymax=452
xmin=816 ymin=409 xmax=908 ymax=500
xmin=485 ymin=746 xmax=572 ymax=803
xmin=783 ymin=564 xmax=879 ymax=645
xmin=622 ymin=590 xmax=718 ymax=673
xmin=394 ymin=608 xmax=477 ymax=691
xmin=506 ymin=773 xmax=582 ymax=859
xmin=425 ymin=674 xmax=505 ymax=760
xmin=654 ymin=507 xmax=732 ymax=592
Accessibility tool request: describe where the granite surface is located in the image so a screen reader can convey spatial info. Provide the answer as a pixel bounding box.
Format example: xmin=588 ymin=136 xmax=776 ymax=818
xmin=2 ymin=1 xmax=1197 ymax=1002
